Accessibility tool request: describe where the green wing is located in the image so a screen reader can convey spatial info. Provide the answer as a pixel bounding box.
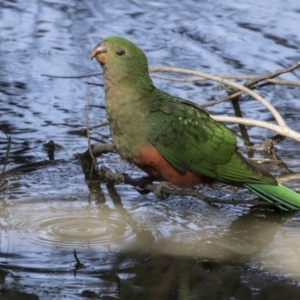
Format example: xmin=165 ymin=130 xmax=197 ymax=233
xmin=147 ymin=91 xmax=276 ymax=186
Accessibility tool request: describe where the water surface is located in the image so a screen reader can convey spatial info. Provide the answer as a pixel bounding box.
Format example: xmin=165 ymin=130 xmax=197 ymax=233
xmin=1 ymin=0 xmax=300 ymax=298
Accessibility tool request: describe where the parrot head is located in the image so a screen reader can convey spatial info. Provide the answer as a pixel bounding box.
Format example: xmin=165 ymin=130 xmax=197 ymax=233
xmin=91 ymin=36 xmax=151 ymax=84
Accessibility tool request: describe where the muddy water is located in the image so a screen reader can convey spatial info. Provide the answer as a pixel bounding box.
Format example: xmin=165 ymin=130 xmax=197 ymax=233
xmin=1 ymin=0 xmax=300 ymax=298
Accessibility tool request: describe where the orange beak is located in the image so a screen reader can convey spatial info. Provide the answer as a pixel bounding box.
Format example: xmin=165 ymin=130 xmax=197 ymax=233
xmin=91 ymin=42 xmax=107 ymax=65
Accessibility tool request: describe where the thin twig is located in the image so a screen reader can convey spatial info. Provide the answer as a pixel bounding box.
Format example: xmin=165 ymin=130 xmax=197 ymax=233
xmin=150 ymin=68 xmax=257 ymax=80
xmin=41 ymin=73 xmax=102 ymax=79
xmin=203 ymin=78 xmax=300 ymax=107
xmin=150 ymin=74 xmax=256 ymax=82
xmin=202 ymin=91 xmax=242 ymax=107
xmin=151 ymin=75 xmax=300 ymax=87
xmin=1 ymin=134 xmax=11 ymax=177
xmin=86 ymin=85 xmax=96 ymax=176
xmin=211 ymin=115 xmax=300 ymax=142
xmin=277 ymin=173 xmax=300 ymax=184
xmin=266 ymin=78 xmax=300 ymax=87
xmin=88 ymin=122 xmax=108 ymax=130
xmin=92 ymin=143 xmax=116 ymax=157
xmin=150 ymin=74 xmax=206 ymax=82
xmin=244 ymin=60 xmax=300 ymax=87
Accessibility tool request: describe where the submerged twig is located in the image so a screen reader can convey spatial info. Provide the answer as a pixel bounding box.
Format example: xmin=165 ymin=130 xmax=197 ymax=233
xmin=1 ymin=134 xmax=11 ymax=177
xmin=73 ymin=249 xmax=85 ymax=278
xmin=0 ymin=159 xmax=62 ymax=177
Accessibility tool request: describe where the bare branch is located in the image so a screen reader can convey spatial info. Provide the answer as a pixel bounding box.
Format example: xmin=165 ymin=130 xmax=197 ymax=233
xmin=41 ymin=73 xmax=102 ymax=79
xmin=150 ymin=66 xmax=286 ymax=126
xmin=150 ymin=60 xmax=300 ymax=88
xmin=92 ymin=143 xmax=116 ymax=157
xmin=150 ymin=74 xmax=206 ymax=82
xmin=244 ymin=60 xmax=300 ymax=87
xmin=150 ymin=73 xmax=257 ymax=82
xmin=150 ymin=74 xmax=300 ymax=86
xmin=266 ymin=78 xmax=300 ymax=87
xmin=1 ymin=134 xmax=11 ymax=176
xmin=202 ymin=91 xmax=242 ymax=107
xmin=211 ymin=115 xmax=300 ymax=142
xmin=88 ymin=122 xmax=108 ymax=130
xmin=277 ymin=173 xmax=300 ymax=184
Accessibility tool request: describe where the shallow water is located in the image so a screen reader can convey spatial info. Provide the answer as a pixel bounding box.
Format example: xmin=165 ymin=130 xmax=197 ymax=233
xmin=1 ymin=0 xmax=300 ymax=298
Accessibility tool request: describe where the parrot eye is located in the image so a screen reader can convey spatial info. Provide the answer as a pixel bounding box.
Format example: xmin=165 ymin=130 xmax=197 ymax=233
xmin=116 ymin=49 xmax=126 ymax=56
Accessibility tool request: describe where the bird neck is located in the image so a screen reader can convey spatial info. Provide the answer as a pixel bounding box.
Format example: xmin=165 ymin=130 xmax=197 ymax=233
xmin=102 ymin=67 xmax=155 ymax=161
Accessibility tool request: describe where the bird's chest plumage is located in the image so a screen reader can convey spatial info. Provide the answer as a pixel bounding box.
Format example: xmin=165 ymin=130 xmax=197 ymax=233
xmin=105 ymin=87 xmax=148 ymax=161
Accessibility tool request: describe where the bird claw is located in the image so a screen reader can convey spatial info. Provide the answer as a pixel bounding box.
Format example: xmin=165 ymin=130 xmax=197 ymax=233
xmin=134 ymin=177 xmax=174 ymax=200
xmin=154 ymin=181 xmax=174 ymax=200
xmin=135 ymin=176 xmax=153 ymax=195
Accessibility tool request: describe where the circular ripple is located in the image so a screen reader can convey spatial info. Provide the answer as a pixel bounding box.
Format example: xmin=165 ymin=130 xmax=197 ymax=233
xmin=10 ymin=201 xmax=135 ymax=248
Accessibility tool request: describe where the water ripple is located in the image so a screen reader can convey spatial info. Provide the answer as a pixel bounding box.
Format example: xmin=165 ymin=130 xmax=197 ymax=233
xmin=7 ymin=201 xmax=134 ymax=250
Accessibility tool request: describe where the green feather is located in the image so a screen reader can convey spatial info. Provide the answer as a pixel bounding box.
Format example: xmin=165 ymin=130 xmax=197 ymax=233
xmin=245 ymin=183 xmax=300 ymax=211
xmin=147 ymin=91 xmax=276 ymax=185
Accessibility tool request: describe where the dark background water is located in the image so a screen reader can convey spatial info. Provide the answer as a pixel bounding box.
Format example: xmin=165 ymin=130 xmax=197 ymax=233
xmin=1 ymin=0 xmax=300 ymax=299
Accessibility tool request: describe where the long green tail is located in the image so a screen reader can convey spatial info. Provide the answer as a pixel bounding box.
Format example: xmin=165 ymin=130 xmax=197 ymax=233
xmin=245 ymin=183 xmax=300 ymax=211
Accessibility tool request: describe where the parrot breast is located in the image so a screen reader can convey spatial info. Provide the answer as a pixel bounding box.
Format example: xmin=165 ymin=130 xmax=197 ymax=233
xmin=133 ymin=141 xmax=214 ymax=188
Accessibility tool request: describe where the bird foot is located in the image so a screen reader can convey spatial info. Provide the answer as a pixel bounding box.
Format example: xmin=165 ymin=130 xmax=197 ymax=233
xmin=134 ymin=177 xmax=174 ymax=200
xmin=135 ymin=176 xmax=153 ymax=195
xmin=154 ymin=181 xmax=174 ymax=200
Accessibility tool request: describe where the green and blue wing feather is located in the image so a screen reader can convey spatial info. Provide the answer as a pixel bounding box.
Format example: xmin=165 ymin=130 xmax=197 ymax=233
xmin=147 ymin=91 xmax=300 ymax=210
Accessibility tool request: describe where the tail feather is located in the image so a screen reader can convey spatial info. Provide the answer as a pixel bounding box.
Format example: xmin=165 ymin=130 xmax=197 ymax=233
xmin=245 ymin=183 xmax=300 ymax=211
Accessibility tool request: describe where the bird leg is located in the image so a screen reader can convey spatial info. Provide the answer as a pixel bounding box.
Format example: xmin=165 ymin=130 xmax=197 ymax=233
xmin=131 ymin=176 xmax=153 ymax=195
xmin=127 ymin=175 xmax=174 ymax=199
xmin=153 ymin=181 xmax=176 ymax=200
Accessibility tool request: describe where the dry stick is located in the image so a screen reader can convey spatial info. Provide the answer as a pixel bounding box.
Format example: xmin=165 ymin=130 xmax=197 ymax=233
xmin=88 ymin=122 xmax=108 ymax=130
xmin=151 ymin=75 xmax=300 ymax=87
xmin=211 ymin=115 xmax=300 ymax=142
xmin=1 ymin=134 xmax=11 ymax=177
xmin=41 ymin=73 xmax=102 ymax=79
xmin=86 ymin=85 xmax=96 ymax=175
xmin=204 ymin=80 xmax=300 ymax=107
xmin=266 ymin=78 xmax=300 ymax=87
xmin=150 ymin=66 xmax=286 ymax=127
xmin=203 ymin=78 xmax=300 ymax=108
xmin=151 ymin=74 xmax=206 ymax=82
xmin=150 ymin=74 xmax=255 ymax=82
xmin=92 ymin=143 xmax=116 ymax=157
xmin=277 ymin=172 xmax=300 ymax=184
xmin=150 ymin=76 xmax=300 ymax=108
xmin=203 ymin=91 xmax=242 ymax=108
xmin=244 ymin=60 xmax=300 ymax=87
xmin=150 ymin=60 xmax=300 ymax=87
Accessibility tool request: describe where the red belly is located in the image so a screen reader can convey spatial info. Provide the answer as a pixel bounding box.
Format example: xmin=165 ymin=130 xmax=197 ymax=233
xmin=133 ymin=142 xmax=213 ymax=188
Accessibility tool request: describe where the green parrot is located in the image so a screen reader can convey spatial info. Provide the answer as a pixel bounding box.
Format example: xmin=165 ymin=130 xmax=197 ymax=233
xmin=91 ymin=36 xmax=300 ymax=211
